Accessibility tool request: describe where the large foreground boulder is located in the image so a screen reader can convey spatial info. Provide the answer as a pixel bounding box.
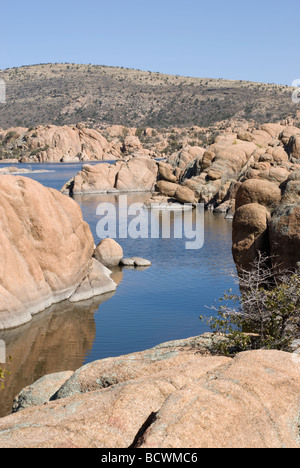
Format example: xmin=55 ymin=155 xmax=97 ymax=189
xmin=0 ymin=336 xmax=299 ymax=448
xmin=0 ymin=176 xmax=117 ymax=330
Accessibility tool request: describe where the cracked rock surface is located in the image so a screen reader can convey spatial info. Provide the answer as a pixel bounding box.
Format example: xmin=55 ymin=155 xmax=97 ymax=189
xmin=0 ymin=335 xmax=299 ymax=448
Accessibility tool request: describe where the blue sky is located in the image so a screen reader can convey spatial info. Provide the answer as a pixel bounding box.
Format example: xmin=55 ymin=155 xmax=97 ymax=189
xmin=1 ymin=0 xmax=299 ymax=85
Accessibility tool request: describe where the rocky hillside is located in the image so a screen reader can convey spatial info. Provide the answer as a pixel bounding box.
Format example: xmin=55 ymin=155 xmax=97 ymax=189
xmin=0 ymin=120 xmax=258 ymax=162
xmin=0 ymin=124 xmax=124 ymax=162
xmin=0 ymin=63 xmax=298 ymax=129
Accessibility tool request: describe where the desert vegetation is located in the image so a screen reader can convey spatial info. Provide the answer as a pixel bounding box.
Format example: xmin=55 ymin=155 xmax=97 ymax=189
xmin=202 ymin=255 xmax=300 ymax=355
xmin=0 ymin=63 xmax=297 ymax=129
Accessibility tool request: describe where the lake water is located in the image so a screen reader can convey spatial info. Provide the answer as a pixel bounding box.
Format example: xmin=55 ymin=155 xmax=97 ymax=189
xmin=0 ymin=163 xmax=238 ymax=417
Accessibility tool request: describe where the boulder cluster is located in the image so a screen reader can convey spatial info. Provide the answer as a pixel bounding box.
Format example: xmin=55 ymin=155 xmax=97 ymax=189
xmin=59 ymin=122 xmax=300 ymax=271
xmin=157 ymin=122 xmax=300 ymax=215
xmin=0 ymin=124 xmax=159 ymax=163
xmin=59 ymin=122 xmax=300 ymax=208
xmin=232 ymin=174 xmax=300 ymax=271
xmin=0 ymin=124 xmax=123 ymax=163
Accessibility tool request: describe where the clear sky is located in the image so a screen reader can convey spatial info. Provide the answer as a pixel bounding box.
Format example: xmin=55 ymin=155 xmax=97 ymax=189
xmin=1 ymin=0 xmax=299 ymax=85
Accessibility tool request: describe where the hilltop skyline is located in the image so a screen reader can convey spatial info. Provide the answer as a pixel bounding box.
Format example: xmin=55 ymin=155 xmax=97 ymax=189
xmin=1 ymin=0 xmax=300 ymax=86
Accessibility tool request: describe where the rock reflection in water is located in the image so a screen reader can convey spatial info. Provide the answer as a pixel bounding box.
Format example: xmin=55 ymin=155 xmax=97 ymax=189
xmin=0 ymin=291 xmax=116 ymax=418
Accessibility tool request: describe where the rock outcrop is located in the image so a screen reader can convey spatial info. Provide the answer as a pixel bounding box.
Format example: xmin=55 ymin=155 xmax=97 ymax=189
xmin=162 ymin=123 xmax=299 ymax=213
xmin=269 ymin=203 xmax=300 ymax=271
xmin=62 ymin=157 xmax=158 ymax=195
xmin=232 ymin=203 xmax=271 ymax=270
xmin=12 ymin=371 xmax=74 ymax=414
xmin=0 ymin=176 xmax=117 ymax=330
xmin=2 ymin=124 xmax=121 ymax=163
xmin=235 ymin=179 xmax=282 ymax=211
xmin=59 ymin=121 xmax=300 ymax=212
xmin=2 ymin=120 xmax=296 ymax=211
xmin=0 ymin=335 xmax=299 ymax=448
xmin=232 ymin=171 xmax=300 ymax=271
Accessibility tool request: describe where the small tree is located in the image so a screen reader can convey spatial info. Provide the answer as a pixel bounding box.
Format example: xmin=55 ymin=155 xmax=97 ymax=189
xmin=202 ymin=254 xmax=300 ymax=355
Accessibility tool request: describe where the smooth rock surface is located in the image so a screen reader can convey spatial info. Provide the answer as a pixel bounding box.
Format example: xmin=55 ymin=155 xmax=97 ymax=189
xmin=235 ymin=179 xmax=282 ymax=210
xmin=94 ymin=239 xmax=124 ymax=268
xmin=232 ymin=203 xmax=270 ymax=270
xmin=0 ymin=176 xmax=116 ymax=330
xmin=119 ymin=258 xmax=135 ymax=267
xmin=131 ymin=257 xmax=152 ymax=267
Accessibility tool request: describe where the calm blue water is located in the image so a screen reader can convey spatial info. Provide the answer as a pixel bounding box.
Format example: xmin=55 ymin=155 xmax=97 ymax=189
xmin=0 ymin=163 xmax=238 ymax=416
xmin=0 ymin=162 xmax=104 ymax=191
xmin=77 ymin=194 xmax=236 ymax=361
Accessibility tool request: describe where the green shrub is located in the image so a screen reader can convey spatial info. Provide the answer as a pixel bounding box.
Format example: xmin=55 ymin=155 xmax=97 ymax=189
xmin=4 ymin=131 xmax=18 ymax=144
xmin=201 ymin=255 xmax=300 ymax=356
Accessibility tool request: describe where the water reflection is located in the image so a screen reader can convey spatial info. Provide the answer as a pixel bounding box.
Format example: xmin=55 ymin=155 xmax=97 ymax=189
xmin=0 ymin=292 xmax=115 ymax=418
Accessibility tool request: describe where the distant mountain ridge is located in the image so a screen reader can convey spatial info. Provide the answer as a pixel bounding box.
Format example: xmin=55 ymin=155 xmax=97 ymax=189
xmin=0 ymin=63 xmax=297 ymax=129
